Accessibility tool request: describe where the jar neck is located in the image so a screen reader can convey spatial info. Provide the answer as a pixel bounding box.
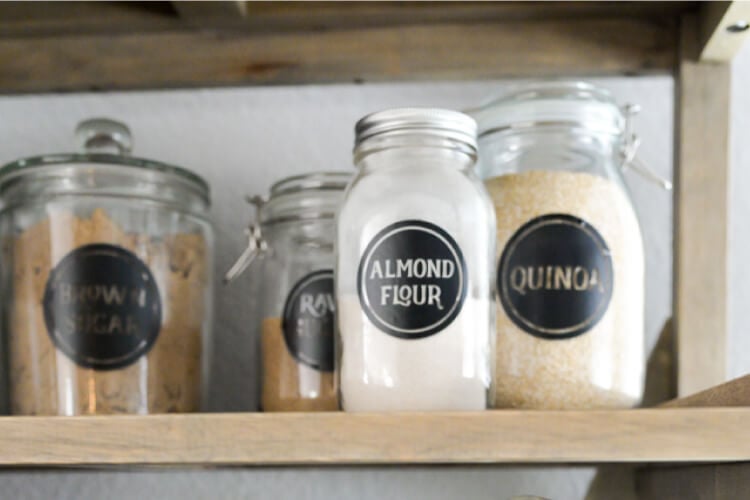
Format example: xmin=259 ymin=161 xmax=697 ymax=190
xmin=260 ymin=189 xmax=343 ymax=226
xmin=354 ymin=135 xmax=477 ymax=173
xmin=263 ymin=218 xmax=336 ymax=254
xmin=477 ymin=128 xmax=624 ymax=181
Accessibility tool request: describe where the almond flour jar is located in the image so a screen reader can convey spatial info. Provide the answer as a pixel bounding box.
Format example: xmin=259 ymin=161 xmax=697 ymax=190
xmin=471 ymin=82 xmax=646 ymax=409
xmin=337 ymin=108 xmax=496 ymax=412
xmin=226 ymin=172 xmax=349 ymax=412
xmin=0 ymin=118 xmax=213 ymax=415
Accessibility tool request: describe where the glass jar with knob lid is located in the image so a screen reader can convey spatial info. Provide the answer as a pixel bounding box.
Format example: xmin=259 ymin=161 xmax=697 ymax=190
xmin=0 ymin=118 xmax=214 ymax=415
xmin=470 ymin=81 xmax=669 ymax=409
xmin=226 ymin=172 xmax=350 ymax=412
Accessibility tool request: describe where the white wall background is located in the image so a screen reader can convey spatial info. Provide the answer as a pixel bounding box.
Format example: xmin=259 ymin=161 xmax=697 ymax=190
xmin=729 ymin=41 xmax=750 ymax=380
xmin=0 ymin=64 xmax=724 ymax=499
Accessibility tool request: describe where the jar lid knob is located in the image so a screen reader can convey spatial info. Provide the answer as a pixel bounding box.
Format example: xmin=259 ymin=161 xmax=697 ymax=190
xmin=75 ymin=118 xmax=133 ymax=155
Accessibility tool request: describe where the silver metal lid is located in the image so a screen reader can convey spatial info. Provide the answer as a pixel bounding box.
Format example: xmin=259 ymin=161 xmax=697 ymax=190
xmin=354 ymin=107 xmax=477 ymax=151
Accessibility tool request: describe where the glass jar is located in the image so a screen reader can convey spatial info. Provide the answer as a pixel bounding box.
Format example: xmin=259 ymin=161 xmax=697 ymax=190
xmin=337 ymin=108 xmax=496 ymax=412
xmin=0 ymin=118 xmax=214 ymax=415
xmin=471 ymin=81 xmax=648 ymax=409
xmin=226 ymin=172 xmax=349 ymax=412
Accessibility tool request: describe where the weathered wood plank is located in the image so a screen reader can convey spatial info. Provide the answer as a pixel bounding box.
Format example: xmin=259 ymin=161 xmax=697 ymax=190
xmin=642 ymin=319 xmax=677 ymax=407
xmin=638 ymin=462 xmax=750 ymax=500
xmin=700 ymin=1 xmax=750 ymax=61
xmin=0 ymin=2 xmax=694 ymax=36
xmin=0 ymin=17 xmax=676 ymax=93
xmin=674 ymin=14 xmax=732 ymax=396
xmin=0 ymin=1 xmax=179 ymax=36
xmin=662 ymin=374 xmax=750 ymax=407
xmin=0 ymin=409 xmax=748 ymax=467
xmin=172 ymin=1 xmax=247 ymax=23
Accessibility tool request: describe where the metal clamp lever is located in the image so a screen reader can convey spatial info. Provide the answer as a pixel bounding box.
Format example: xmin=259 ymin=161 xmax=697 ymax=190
xmin=620 ymin=104 xmax=672 ymax=191
xmin=224 ymin=195 xmax=267 ymax=284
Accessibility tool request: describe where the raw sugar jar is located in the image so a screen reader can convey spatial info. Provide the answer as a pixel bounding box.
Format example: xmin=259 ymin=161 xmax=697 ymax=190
xmin=0 ymin=118 xmax=214 ymax=415
xmin=471 ymin=82 xmax=647 ymax=409
xmin=337 ymin=108 xmax=496 ymax=412
xmin=226 ymin=172 xmax=349 ymax=412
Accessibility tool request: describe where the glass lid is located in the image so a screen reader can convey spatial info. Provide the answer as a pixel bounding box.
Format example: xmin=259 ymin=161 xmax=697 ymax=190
xmin=0 ymin=118 xmax=209 ymax=195
xmin=468 ymin=81 xmax=626 ymax=138
xmin=260 ymin=171 xmax=351 ymax=225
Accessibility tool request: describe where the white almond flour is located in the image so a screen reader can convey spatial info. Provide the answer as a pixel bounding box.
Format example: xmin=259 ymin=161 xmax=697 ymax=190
xmin=488 ymin=170 xmax=644 ymax=409
xmin=338 ymin=295 xmax=492 ymax=412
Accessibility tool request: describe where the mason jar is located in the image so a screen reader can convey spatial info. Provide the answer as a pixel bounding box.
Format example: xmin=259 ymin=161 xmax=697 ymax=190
xmin=471 ymin=81 xmax=649 ymax=409
xmin=337 ymin=108 xmax=496 ymax=412
xmin=226 ymin=172 xmax=349 ymax=412
xmin=0 ymin=118 xmax=214 ymax=415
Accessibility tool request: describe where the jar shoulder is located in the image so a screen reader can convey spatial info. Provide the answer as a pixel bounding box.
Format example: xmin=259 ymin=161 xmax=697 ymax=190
xmin=339 ymin=168 xmax=493 ymax=221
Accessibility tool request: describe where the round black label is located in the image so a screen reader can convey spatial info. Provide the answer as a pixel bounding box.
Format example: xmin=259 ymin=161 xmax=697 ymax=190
xmin=498 ymin=214 xmax=614 ymax=340
xmin=43 ymin=243 xmax=162 ymax=370
xmin=357 ymin=220 xmax=467 ymax=340
xmin=282 ymin=270 xmax=335 ymax=372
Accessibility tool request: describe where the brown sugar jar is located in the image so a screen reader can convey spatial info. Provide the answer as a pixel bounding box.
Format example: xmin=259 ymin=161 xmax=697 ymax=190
xmin=226 ymin=172 xmax=349 ymax=411
xmin=0 ymin=118 xmax=214 ymax=415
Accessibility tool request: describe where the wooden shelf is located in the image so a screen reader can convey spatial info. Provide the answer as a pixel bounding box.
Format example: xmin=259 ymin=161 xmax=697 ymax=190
xmin=2 ymin=2 xmax=744 ymax=94
xmin=1 ymin=408 xmax=749 ymax=468
xmin=0 ymin=1 xmax=696 ymax=93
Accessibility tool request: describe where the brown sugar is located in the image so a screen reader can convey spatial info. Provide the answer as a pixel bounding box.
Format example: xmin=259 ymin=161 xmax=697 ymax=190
xmin=8 ymin=208 xmax=208 ymax=415
xmin=261 ymin=317 xmax=338 ymax=411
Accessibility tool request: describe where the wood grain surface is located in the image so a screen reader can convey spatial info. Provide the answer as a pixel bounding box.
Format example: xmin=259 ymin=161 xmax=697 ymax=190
xmin=662 ymin=374 xmax=750 ymax=407
xmin=700 ymin=1 xmax=750 ymax=61
xmin=639 ymin=462 xmax=750 ymax=500
xmin=0 ymin=409 xmax=749 ymax=467
xmin=0 ymin=2 xmax=693 ymax=36
xmin=674 ymin=14 xmax=732 ymax=396
xmin=0 ymin=17 xmax=675 ymax=93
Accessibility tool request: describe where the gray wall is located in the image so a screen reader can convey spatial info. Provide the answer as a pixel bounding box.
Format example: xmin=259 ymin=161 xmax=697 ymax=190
xmin=0 ymin=65 xmax=723 ymax=499
xmin=729 ymin=41 xmax=750 ymax=380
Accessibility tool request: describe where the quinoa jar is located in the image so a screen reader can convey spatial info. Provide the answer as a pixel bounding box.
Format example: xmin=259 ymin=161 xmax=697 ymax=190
xmin=226 ymin=172 xmax=349 ymax=412
xmin=471 ymin=82 xmax=646 ymax=409
xmin=0 ymin=118 xmax=214 ymax=415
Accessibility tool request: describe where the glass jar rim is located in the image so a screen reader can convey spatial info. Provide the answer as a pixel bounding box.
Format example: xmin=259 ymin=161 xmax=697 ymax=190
xmin=269 ymin=171 xmax=350 ymax=198
xmin=468 ymin=81 xmax=627 ymax=139
xmin=0 ymin=153 xmax=210 ymax=199
xmin=261 ymin=171 xmax=350 ymax=226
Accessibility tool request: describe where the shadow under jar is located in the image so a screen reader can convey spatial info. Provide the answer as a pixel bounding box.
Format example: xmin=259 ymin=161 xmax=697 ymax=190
xmin=0 ymin=118 xmax=214 ymax=415
xmin=226 ymin=172 xmax=349 ymax=412
xmin=470 ymin=82 xmax=647 ymax=409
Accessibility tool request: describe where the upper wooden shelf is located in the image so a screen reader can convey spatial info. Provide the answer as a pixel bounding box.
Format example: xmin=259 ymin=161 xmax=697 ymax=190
xmin=2 ymin=407 xmax=749 ymax=467
xmin=1 ymin=1 xmax=749 ymax=94
xmin=0 ymin=1 xmax=701 ymax=94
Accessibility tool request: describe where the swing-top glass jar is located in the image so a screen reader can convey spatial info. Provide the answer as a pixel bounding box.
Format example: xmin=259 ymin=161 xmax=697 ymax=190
xmin=226 ymin=172 xmax=350 ymax=411
xmin=0 ymin=118 xmax=214 ymax=415
xmin=471 ymin=82 xmax=648 ymax=409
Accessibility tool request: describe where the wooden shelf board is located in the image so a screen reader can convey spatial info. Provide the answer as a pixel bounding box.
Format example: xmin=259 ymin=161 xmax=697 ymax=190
xmin=0 ymin=1 xmax=684 ymax=93
xmin=1 ymin=408 xmax=749 ymax=468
